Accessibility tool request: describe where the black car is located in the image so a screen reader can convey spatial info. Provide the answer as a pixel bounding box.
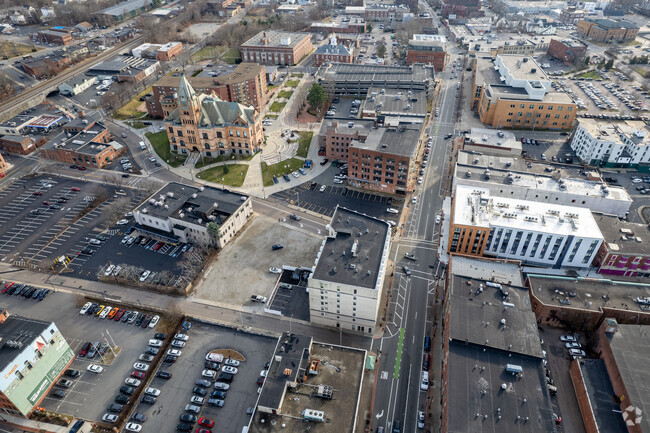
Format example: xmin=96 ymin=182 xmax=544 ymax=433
xmin=115 ymin=394 xmax=130 ymax=404
xmin=37 ymin=289 xmax=49 ymax=301
xmin=193 ymin=387 xmax=208 ymax=396
xmin=122 ymin=174 xmax=130 ymax=178
xmin=290 ymin=214 xmax=301 ymax=221
xmin=119 ymin=385 xmax=135 ymax=395
xmin=107 ymin=403 xmax=124 ymax=413
xmin=272 ymin=244 xmax=284 ymax=251
xmin=272 ymin=176 xmax=279 ymax=184
xmin=141 ymin=395 xmax=156 ymax=405
xmin=64 ymin=369 xmax=80 ymax=378
xmin=205 ymin=361 xmax=220 ymax=370
xmin=131 ymin=413 xmax=147 ymax=423
xmin=283 ymin=174 xmax=291 ymax=182
xmin=156 ymin=370 xmax=172 ymax=380
xmin=402 ymin=265 xmax=412 ymax=276
xmin=31 ymin=289 xmax=43 ymax=299
xmin=163 ymin=355 xmax=177 ymax=363
xmin=135 ymin=313 xmax=145 ymax=326
xmin=210 ymin=390 xmax=227 ymax=399
xmin=154 ymin=333 xmax=167 ymax=340
xmin=179 ymin=414 xmax=197 ymax=424
xmin=50 ymin=389 xmax=66 ymax=398
xmin=176 ymin=423 xmax=192 ymax=432
xmin=320 ymin=158 xmax=328 ymax=165
xmin=80 ymin=247 xmax=95 ymax=256
xmin=217 ymin=372 xmax=233 ymax=383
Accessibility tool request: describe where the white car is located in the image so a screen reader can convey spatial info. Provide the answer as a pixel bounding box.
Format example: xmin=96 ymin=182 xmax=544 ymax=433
xmin=632 ymin=178 xmax=643 ymax=183
xmin=569 ymin=348 xmax=586 ymax=357
xmin=104 ymin=264 xmax=115 ymax=276
xmin=417 ymin=411 xmax=425 ymax=429
xmin=292 ymin=172 xmax=300 ymax=178
xmin=89 ymin=239 xmax=102 ymax=245
xmin=144 ymin=387 xmax=160 ymax=397
xmin=80 ymin=302 xmax=92 ymax=315
xmin=133 ymin=363 xmax=149 ymax=372
xmin=125 ymin=378 xmax=141 ymax=387
xmin=386 ymin=208 xmax=399 ymax=214
xmin=222 ymin=366 xmax=238 ymax=374
xmin=102 ymin=414 xmax=118 ymax=423
xmin=260 ymin=370 xmax=268 ymax=377
xmin=559 ymin=335 xmax=577 ymax=342
xmin=269 ymin=267 xmax=282 ymax=274
xmin=167 ymin=349 xmax=182 ymax=357
xmin=171 ymin=340 xmax=185 ymax=348
xmin=417 ymin=177 xmax=423 ymax=184
xmin=148 ymin=339 xmax=163 ymax=347
xmin=435 ymin=215 xmax=441 ymax=224
xmin=87 ymin=364 xmax=103 ymax=374
xmin=191 ymin=395 xmax=205 ymax=405
xmin=333 ymin=179 xmax=344 ymax=184
xmin=412 ymin=197 xmax=417 ymax=204
xmin=224 ymin=359 xmax=240 ymax=367
xmin=125 ymin=423 xmax=142 ymax=432
xmin=116 ymin=219 xmax=129 ymax=225
xmin=99 ymin=306 xmax=111 ymax=319
xmin=565 ymin=342 xmax=581 ymax=349
xmin=174 ymin=333 xmax=189 ymax=341
xmin=213 ymin=382 xmax=230 ymax=390
xmin=149 ymin=156 xmax=156 ymax=162
xmin=139 ymin=270 xmax=151 ymax=282
xmin=148 ymin=315 xmax=160 ymax=328
xmin=320 ymin=185 xmax=326 ymax=192
xmin=202 ymin=369 xmax=217 ymax=379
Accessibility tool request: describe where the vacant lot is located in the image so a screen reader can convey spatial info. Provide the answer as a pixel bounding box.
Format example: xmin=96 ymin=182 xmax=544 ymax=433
xmin=197 ymin=164 xmax=249 ymax=187
xmin=0 ymin=41 xmax=36 ymax=59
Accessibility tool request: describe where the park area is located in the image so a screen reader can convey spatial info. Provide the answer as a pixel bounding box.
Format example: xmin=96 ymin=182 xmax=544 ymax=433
xmin=146 ymin=131 xmax=187 ymax=168
xmin=197 ymin=164 xmax=248 ymax=187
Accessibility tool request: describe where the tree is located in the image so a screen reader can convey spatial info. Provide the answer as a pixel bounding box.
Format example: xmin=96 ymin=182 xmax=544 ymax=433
xmin=206 ymin=221 xmax=221 ymax=245
xmin=223 ymin=164 xmax=229 ymax=174
xmin=584 ymin=56 xmax=590 ymax=65
xmin=366 ymin=24 xmax=373 ymax=32
xmin=377 ymin=43 xmax=387 ymax=58
xmin=307 ymin=83 xmax=326 ymax=109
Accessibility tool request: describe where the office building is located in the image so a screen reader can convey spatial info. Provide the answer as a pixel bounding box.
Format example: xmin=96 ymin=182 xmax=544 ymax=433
xmin=406 ymin=34 xmax=447 ymax=71
xmin=559 ymin=7 xmax=587 ymax=25
xmin=313 ymin=36 xmax=354 ymax=66
xmin=133 ymin=181 xmax=252 ymax=248
xmin=240 ymin=31 xmax=312 ymax=65
xmin=307 ymin=206 xmax=391 ymax=334
xmin=592 ymin=214 xmax=650 ymax=277
xmin=472 ymin=55 xmax=577 ymax=130
xmin=449 ymin=185 xmax=604 ymax=268
xmin=577 ymin=18 xmax=639 ymax=42
xmin=491 ymin=39 xmax=537 ymax=57
xmin=570 ymin=118 xmax=650 ymax=168
xmin=0 ymin=310 xmax=74 ymax=417
xmin=147 ymin=63 xmax=267 ymax=117
xmin=0 ymin=136 xmax=37 ymax=155
xmin=546 ymin=39 xmax=587 ymax=64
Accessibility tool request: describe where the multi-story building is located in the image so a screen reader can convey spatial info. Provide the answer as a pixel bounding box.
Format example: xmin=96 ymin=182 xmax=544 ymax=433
xmin=546 ymin=39 xmax=587 ymax=64
xmin=0 ymin=135 xmax=37 ymax=155
xmin=162 ymin=75 xmax=263 ymax=157
xmin=147 ymin=63 xmax=267 ymax=117
xmin=313 ymin=37 xmax=354 ymax=66
xmin=35 ymin=29 xmax=72 ymax=45
xmin=310 ymin=16 xmax=366 ymax=34
xmin=576 ymin=18 xmax=639 ymax=42
xmin=307 ymin=206 xmax=391 ymax=334
xmin=490 ymin=39 xmax=536 ymax=57
xmin=592 ymin=214 xmax=650 ymax=277
xmin=0 ymin=309 xmax=74 ymax=417
xmin=360 ymin=87 xmax=428 ymax=119
xmin=57 ymin=75 xmax=97 ymax=96
xmin=0 ymin=115 xmax=34 ymax=136
xmin=364 ymin=4 xmax=410 ymax=21
xmin=132 ymin=42 xmax=183 ymax=61
xmin=21 ymin=54 xmax=72 ymax=79
xmin=440 ymin=257 xmax=555 ymax=433
xmin=406 ymin=34 xmax=447 ymax=71
xmin=240 ymin=31 xmax=312 ymax=66
xmin=472 ymin=55 xmax=577 ymax=130
xmin=570 ymin=118 xmax=650 ymax=168
xmin=133 ymin=182 xmax=252 ymax=248
xmin=449 ymin=185 xmax=604 ymax=268
xmin=454 ymin=150 xmax=632 ymax=217
xmin=87 ymin=56 xmax=159 ymax=83
xmin=559 ymin=7 xmax=587 ymax=24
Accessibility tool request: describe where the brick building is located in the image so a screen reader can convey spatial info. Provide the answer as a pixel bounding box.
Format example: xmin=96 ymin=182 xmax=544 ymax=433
xmin=0 ymin=153 xmax=7 ymax=176
xmin=35 ymin=29 xmax=72 ymax=45
xmin=146 ymin=63 xmax=267 ymax=117
xmin=162 ymin=75 xmax=264 ymax=157
xmin=364 ymin=5 xmax=410 ymax=21
xmin=240 ymin=31 xmax=313 ymax=65
xmin=156 ymin=42 xmax=182 ymax=61
xmin=577 ymin=18 xmax=639 ymax=42
xmin=21 ymin=54 xmax=72 ymax=79
xmin=0 ymin=135 xmax=37 ymax=155
xmin=406 ymin=34 xmax=447 ymax=71
xmin=559 ymin=7 xmax=586 ymax=25
xmin=546 ymin=39 xmax=587 ymax=64
xmin=592 ymin=214 xmax=650 ymax=277
xmin=313 ymin=36 xmax=354 ymax=66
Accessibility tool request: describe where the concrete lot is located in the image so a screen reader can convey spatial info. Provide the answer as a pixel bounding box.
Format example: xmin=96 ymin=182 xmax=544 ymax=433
xmin=0 ymin=175 xmax=142 ymax=268
xmin=0 ymin=290 xmax=158 ymax=422
xmin=133 ymin=321 xmax=277 ymax=433
xmin=194 ymin=215 xmax=323 ymax=306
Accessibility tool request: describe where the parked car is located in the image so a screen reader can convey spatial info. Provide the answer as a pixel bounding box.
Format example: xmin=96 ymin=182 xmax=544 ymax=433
xmin=222 ymin=366 xmax=238 ymax=374
xmin=156 ymin=370 xmax=172 ymax=380
xmin=102 ymin=414 xmax=118 ymax=423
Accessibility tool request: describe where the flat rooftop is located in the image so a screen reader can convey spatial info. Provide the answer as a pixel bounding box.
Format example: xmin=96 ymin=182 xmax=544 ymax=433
xmin=0 ymin=315 xmax=50 ymax=371
xmin=453 ymin=185 xmax=604 ymax=239
xmin=577 ymin=358 xmax=628 ymax=433
xmin=527 ymin=275 xmax=650 ymax=314
xmin=449 ymin=274 xmax=544 ymax=358
xmin=320 ymin=118 xmax=375 ymax=137
xmin=241 ymin=31 xmax=310 ymax=48
xmin=498 ymin=54 xmax=548 ymax=82
xmin=606 ymin=324 xmax=650 ymax=433
xmin=311 ymin=206 xmax=390 ymax=290
xmin=351 ymin=123 xmax=423 ymax=158
xmin=253 ymin=340 xmax=365 ymax=433
xmin=594 ymin=214 xmax=650 ymax=255
xmin=100 ymin=0 xmax=151 ymax=16
xmin=447 ymin=342 xmax=556 ymax=433
xmin=318 ymin=63 xmax=434 ymax=84
xmin=449 ymin=255 xmax=525 ymax=287
xmin=134 ymin=181 xmax=247 ymax=227
xmin=577 ymin=118 xmax=650 ymax=147
xmin=157 ymin=63 xmax=264 ymax=87
xmin=0 ymin=115 xmax=34 ymax=128
xmin=362 ymin=87 xmax=427 ymax=118
xmin=465 ymin=127 xmax=521 ymax=151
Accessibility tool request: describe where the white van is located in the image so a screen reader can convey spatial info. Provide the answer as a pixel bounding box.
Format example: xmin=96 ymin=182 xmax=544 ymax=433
xmin=139 ymin=141 xmax=146 ymax=150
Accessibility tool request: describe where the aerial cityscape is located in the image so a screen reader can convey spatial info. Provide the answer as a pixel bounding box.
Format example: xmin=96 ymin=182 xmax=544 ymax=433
xmin=0 ymin=0 xmax=649 ymax=432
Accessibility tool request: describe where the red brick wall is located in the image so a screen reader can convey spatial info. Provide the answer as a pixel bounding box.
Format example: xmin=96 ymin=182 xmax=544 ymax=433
xmin=547 ymin=39 xmax=587 ymax=64
xmin=156 ymin=43 xmax=183 ymax=61
xmin=0 ymin=153 xmax=6 ymax=174
xmin=0 ymin=137 xmax=36 ymax=154
xmin=407 ymin=49 xmax=446 ymax=71
xmin=313 ymin=53 xmax=353 ymax=66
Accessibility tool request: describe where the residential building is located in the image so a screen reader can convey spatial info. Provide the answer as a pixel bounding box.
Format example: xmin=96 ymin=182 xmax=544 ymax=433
xmin=162 ymin=75 xmax=263 ymax=157
xmin=313 ymin=36 xmax=354 ymax=66
xmin=57 ymin=75 xmax=97 ymax=96
xmin=472 ymin=55 xmax=577 ymax=130
xmin=360 ymin=87 xmax=428 ymax=119
xmin=0 ymin=135 xmax=37 ymax=155
xmin=546 ymin=39 xmax=587 ymax=64
xmin=35 ymin=29 xmax=72 ymax=45
xmin=133 ymin=181 xmax=252 ymax=248
xmin=147 ymin=63 xmax=267 ymax=117
xmin=87 ymin=56 xmax=159 ymax=83
xmin=317 ymin=63 xmax=435 ymax=96
xmin=454 ymin=150 xmax=632 ymax=218
xmin=100 ymin=0 xmax=152 ymax=21
xmin=21 ymin=54 xmax=72 ymax=79
xmin=592 ymin=214 xmax=650 ymax=277
xmin=559 ymin=7 xmax=587 ymax=25
xmin=132 ymin=42 xmax=183 ymax=61
xmin=441 ymin=256 xmax=555 ymax=433
xmin=60 ymin=44 xmax=89 ymax=59
xmin=0 ymin=311 xmax=74 ymax=417
xmin=240 ymin=31 xmax=313 ymax=65
xmin=307 ymin=206 xmax=391 ymax=334
xmin=406 ymin=34 xmax=447 ymax=71
xmin=570 ymin=118 xmax=650 ymax=168
xmin=319 ymin=118 xmax=374 ymax=161
xmin=449 ymin=185 xmax=604 ymax=268
xmin=576 ymin=18 xmax=639 ymax=42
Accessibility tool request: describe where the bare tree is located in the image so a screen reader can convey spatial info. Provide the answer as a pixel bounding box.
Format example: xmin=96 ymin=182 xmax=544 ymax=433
xmin=104 ymin=197 xmax=132 ymax=223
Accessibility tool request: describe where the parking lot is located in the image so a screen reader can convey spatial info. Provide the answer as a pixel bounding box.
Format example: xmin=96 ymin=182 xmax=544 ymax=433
xmin=0 ymin=175 xmax=143 ymax=268
xmin=133 ymin=321 xmax=277 ymax=433
xmin=0 ymin=290 xmax=159 ymax=423
xmin=268 ymin=269 xmax=311 ymax=322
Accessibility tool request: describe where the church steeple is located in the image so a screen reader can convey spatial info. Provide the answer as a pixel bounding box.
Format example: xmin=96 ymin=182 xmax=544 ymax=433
xmin=178 ymin=74 xmax=198 ymax=112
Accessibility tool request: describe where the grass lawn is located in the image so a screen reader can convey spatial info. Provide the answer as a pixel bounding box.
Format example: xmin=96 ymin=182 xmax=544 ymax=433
xmin=0 ymin=41 xmax=36 ymax=59
xmin=114 ymin=87 xmax=152 ymax=120
xmin=261 ymin=158 xmax=304 ymax=186
xmin=194 ymin=153 xmax=255 ymax=169
xmin=290 ymin=73 xmax=304 ymax=78
xmin=574 ymin=70 xmax=603 ymax=80
xmin=270 ymin=101 xmax=286 ymax=112
xmin=222 ymin=48 xmax=241 ymax=64
xmin=190 ymin=45 xmax=227 ymax=62
xmin=277 ymin=90 xmax=294 ymax=99
xmin=630 ymin=65 xmax=650 ymax=78
xmin=191 ymin=69 xmax=203 ymax=77
xmin=295 ymin=131 xmax=313 ymax=158
xmin=145 ymin=131 xmax=187 ymax=168
xmin=285 ymin=80 xmax=300 ymax=88
xmin=197 ymin=164 xmax=248 ymax=187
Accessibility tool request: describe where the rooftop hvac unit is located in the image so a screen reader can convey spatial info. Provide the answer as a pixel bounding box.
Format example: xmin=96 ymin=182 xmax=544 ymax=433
xmin=192 ymin=193 xmax=197 ymax=199
xmin=505 ymin=364 xmax=522 ymax=374
xmin=142 ymin=208 xmax=148 ymax=214
xmin=315 ymin=385 xmax=333 ymax=399
xmin=283 ymin=368 xmax=292 ymax=376
xmin=308 ymin=359 xmax=320 ymax=375
xmin=167 ymin=191 xmax=174 ymax=197
xmin=302 ymin=409 xmax=325 ymax=422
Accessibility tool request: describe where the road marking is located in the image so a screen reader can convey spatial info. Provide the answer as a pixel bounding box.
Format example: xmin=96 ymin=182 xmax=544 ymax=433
xmin=394 ymin=327 xmax=405 ymax=379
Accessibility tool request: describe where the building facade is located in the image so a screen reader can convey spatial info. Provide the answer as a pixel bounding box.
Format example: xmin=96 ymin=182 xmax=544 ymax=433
xmin=21 ymin=55 xmax=72 ymax=79
xmin=240 ymin=31 xmax=313 ymax=66
xmin=449 ymin=185 xmax=604 ymax=268
xmin=570 ymin=118 xmax=650 ymax=168
xmin=147 ymin=63 xmax=267 ymax=117
xmin=162 ymin=75 xmax=263 ymax=157
xmin=0 ymin=135 xmax=37 ymax=155
xmin=35 ymin=29 xmax=72 ymax=45
xmin=592 ymin=215 xmax=650 ymax=277
xmin=57 ymin=75 xmax=97 ymax=96
xmin=491 ymin=40 xmax=536 ymax=57
xmin=559 ymin=8 xmax=586 ymax=24
xmin=576 ymin=18 xmax=639 ymax=42
xmin=406 ymin=34 xmax=447 ymax=71
xmin=313 ymin=42 xmax=354 ymax=66
xmin=546 ymin=39 xmax=587 ymax=64
xmin=0 ymin=153 xmax=7 ymax=176
xmin=307 ymin=206 xmax=390 ymax=334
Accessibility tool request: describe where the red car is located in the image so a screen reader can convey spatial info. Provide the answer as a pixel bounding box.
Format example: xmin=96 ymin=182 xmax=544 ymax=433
xmin=2 ymin=282 xmax=14 ymax=294
xmin=195 ymin=429 xmax=211 ymax=433
xmin=131 ymin=371 xmax=145 ymax=379
xmin=153 ymin=242 xmax=163 ymax=251
xmin=77 ymin=166 xmax=86 ymax=171
xmin=32 ymin=191 xmax=43 ymax=196
xmin=198 ymin=418 xmax=214 ymax=428
xmin=42 ymin=201 xmax=52 ymax=206
xmin=114 ymin=308 xmax=126 ymax=321
xmin=79 ymin=341 xmax=92 ymax=357
xmin=70 ymin=187 xmax=81 ymax=191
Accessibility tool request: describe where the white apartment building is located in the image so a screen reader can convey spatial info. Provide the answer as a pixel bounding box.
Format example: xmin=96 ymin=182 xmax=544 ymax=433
xmin=451 ymin=185 xmax=604 ymax=268
xmin=133 ymin=182 xmax=252 ymax=248
xmin=307 ymin=206 xmax=391 ymax=334
xmin=571 ymin=118 xmax=650 ymax=168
